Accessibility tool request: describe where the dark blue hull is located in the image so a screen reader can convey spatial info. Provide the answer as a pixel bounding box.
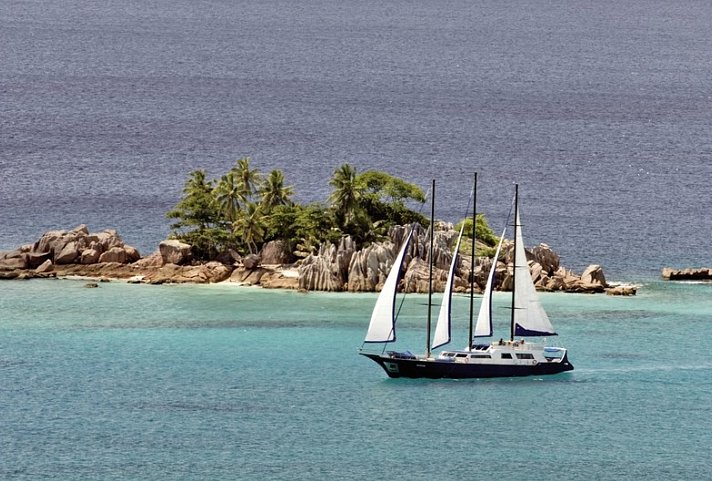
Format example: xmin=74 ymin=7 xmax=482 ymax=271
xmin=360 ymin=352 xmax=574 ymax=379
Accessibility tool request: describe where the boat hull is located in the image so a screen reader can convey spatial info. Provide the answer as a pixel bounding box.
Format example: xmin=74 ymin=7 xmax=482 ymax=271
xmin=360 ymin=352 xmax=574 ymax=379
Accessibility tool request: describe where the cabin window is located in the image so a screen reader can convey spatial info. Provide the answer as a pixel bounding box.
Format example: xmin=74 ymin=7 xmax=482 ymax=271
xmin=444 ymin=352 xmax=455 ymax=357
xmin=455 ymin=353 xmax=468 ymax=358
xmin=516 ymin=353 xmax=534 ymax=360
xmin=501 ymin=353 xmax=512 ymax=359
xmin=470 ymin=354 xmax=491 ymax=359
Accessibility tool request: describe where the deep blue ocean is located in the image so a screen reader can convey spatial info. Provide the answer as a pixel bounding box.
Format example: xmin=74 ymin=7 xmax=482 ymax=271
xmin=1 ymin=1 xmax=712 ymax=480
xmin=2 ymin=0 xmax=711 ymax=278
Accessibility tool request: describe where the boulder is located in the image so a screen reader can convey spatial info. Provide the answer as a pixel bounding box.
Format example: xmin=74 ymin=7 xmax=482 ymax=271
xmin=1 ymin=249 xmax=22 ymax=260
xmin=55 ymin=241 xmax=80 ymax=264
xmin=72 ymin=224 xmax=90 ymax=235
xmin=260 ymin=274 xmax=299 ymax=289
xmin=93 ymin=229 xmax=124 ymax=251
xmin=530 ymin=262 xmax=543 ymax=284
xmin=581 ymin=264 xmax=607 ymax=287
xmin=34 ymin=230 xmax=69 ymax=257
xmin=124 ymin=245 xmax=141 ymax=263
xmin=530 ymin=244 xmax=560 ymax=275
xmin=99 ymin=247 xmax=128 ymax=264
xmin=159 ymin=240 xmax=192 ymax=265
xmin=145 ymin=262 xmax=231 ymax=284
xmin=607 ymin=285 xmax=637 ymax=296
xmin=242 ymin=253 xmax=261 ymax=270
xmin=35 ymin=259 xmax=53 ymax=273
xmin=260 ymin=240 xmax=292 ymax=265
xmin=24 ymin=251 xmax=52 ymax=269
xmin=545 ymin=275 xmax=566 ymax=291
xmin=403 ymin=259 xmax=450 ymax=293
xmin=0 ymin=256 xmax=27 ymax=270
xmin=80 ymin=248 xmax=101 ymax=264
xmin=133 ymin=251 xmax=164 ymax=268
xmin=215 ymin=249 xmax=241 ymax=266
xmin=402 ymin=258 xmax=430 ymax=293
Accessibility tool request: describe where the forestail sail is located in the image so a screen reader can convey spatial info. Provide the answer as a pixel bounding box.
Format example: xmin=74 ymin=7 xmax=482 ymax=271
xmin=512 ymin=207 xmax=556 ymax=336
xmin=363 ymin=227 xmax=414 ymax=343
xmin=473 ymin=228 xmax=507 ymax=340
xmin=431 ymin=223 xmax=465 ymax=349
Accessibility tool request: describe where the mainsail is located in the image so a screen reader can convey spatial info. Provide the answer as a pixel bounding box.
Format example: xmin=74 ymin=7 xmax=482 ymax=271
xmin=363 ymin=227 xmax=414 ymax=343
xmin=431 ymin=223 xmax=465 ymax=349
xmin=473 ymin=228 xmax=507 ymax=339
xmin=512 ymin=207 xmax=557 ymax=336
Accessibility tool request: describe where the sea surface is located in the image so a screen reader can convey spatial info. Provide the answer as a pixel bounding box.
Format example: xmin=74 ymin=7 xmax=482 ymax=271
xmin=2 ymin=0 xmax=712 ymax=279
xmin=2 ymin=1 xmax=712 ymax=480
xmin=1 ymin=279 xmax=711 ymax=480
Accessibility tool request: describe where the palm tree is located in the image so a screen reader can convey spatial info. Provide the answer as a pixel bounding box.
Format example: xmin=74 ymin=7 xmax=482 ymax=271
xmin=214 ymin=171 xmax=246 ymax=222
xmin=329 ymin=163 xmax=364 ymax=225
xmin=166 ymin=169 xmax=217 ymax=231
xmin=233 ymin=201 xmax=266 ymax=255
xmin=232 ymin=157 xmax=261 ymax=200
xmin=165 ymin=169 xmax=227 ymax=259
xmin=260 ymin=169 xmax=294 ymax=212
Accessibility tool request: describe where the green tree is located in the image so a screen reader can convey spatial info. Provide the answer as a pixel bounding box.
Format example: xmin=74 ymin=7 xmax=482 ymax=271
xmin=455 ymin=214 xmax=498 ymax=256
xmin=293 ymin=203 xmax=341 ymax=255
xmin=215 ymin=171 xmax=245 ymax=222
xmin=232 ymin=157 xmax=261 ymax=200
xmin=359 ymin=170 xmax=426 ymax=204
xmin=357 ymin=170 xmax=427 ymax=230
xmin=233 ymin=201 xmax=267 ymax=254
xmin=260 ymin=169 xmax=294 ymax=212
xmin=166 ymin=170 xmax=228 ymax=259
xmin=329 ymin=163 xmax=365 ymax=226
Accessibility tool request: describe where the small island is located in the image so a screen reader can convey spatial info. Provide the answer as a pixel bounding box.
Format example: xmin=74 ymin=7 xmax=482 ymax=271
xmin=0 ymin=160 xmax=634 ymax=295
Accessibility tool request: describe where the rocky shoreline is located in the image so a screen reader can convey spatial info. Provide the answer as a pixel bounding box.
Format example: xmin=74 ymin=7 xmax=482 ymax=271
xmin=1 ymin=224 xmax=636 ymax=295
xmin=661 ymin=267 xmax=712 ymax=281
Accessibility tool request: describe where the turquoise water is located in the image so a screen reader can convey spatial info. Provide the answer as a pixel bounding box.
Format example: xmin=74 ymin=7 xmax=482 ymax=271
xmin=1 ymin=279 xmax=710 ymax=480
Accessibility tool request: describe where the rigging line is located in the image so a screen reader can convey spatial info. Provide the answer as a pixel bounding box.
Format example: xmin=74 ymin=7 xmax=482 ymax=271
xmin=494 ymin=192 xmax=516 ymax=250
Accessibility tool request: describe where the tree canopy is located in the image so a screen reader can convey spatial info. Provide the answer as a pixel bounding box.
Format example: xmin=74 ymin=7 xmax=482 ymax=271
xmin=167 ymin=159 xmax=492 ymax=262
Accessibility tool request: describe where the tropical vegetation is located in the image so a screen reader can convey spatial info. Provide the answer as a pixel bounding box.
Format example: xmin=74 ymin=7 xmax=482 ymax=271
xmin=167 ymin=158 xmax=496 ymax=261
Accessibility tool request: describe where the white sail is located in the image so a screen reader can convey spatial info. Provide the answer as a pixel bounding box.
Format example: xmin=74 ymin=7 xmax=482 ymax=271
xmin=431 ymin=223 xmax=465 ymax=349
xmin=364 ymin=228 xmax=414 ymax=343
xmin=473 ymin=228 xmax=507 ymax=339
xmin=513 ymin=207 xmax=557 ymax=336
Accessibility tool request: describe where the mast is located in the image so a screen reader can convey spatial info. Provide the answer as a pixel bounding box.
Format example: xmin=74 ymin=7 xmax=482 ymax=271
xmin=426 ymin=179 xmax=435 ymax=358
xmin=468 ymin=172 xmax=477 ymax=350
xmin=510 ymin=183 xmax=518 ymax=342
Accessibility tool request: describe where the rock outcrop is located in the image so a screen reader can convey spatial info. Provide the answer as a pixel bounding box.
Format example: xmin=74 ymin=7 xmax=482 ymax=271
xmin=159 ymin=240 xmax=191 ymax=265
xmin=297 ymin=224 xmax=465 ymax=293
xmin=1 ymin=226 xmax=139 ymax=272
xmin=259 ymin=240 xmax=293 ymax=265
xmin=1 ymin=224 xmax=619 ymax=294
xmin=606 ymin=285 xmax=637 ymax=296
xmin=661 ymin=267 xmax=712 ymax=281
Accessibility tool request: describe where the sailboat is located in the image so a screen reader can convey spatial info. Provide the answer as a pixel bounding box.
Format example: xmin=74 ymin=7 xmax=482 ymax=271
xmin=359 ymin=178 xmax=573 ymax=379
